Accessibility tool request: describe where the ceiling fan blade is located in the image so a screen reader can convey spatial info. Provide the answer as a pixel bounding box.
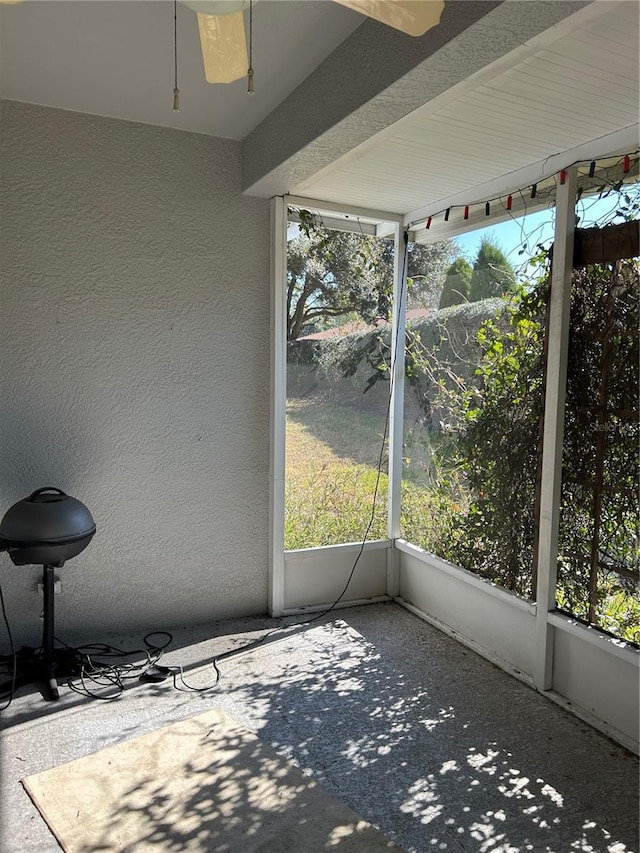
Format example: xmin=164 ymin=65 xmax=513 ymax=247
xmin=197 ymin=10 xmax=248 ymax=84
xmin=183 ymin=1 xmax=249 ymax=12
xmin=333 ymin=0 xmax=444 ymax=37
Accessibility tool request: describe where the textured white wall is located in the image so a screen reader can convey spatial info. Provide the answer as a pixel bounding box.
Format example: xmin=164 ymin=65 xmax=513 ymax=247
xmin=0 ymin=100 xmax=271 ymax=645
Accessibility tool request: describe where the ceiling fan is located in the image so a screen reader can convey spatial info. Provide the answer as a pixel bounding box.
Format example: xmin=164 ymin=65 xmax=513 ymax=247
xmin=181 ymin=0 xmax=446 ymax=85
xmin=0 ymin=0 xmax=445 ymax=88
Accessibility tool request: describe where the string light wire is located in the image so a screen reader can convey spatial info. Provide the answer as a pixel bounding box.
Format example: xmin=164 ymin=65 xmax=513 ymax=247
xmin=412 ymin=150 xmax=639 ymax=233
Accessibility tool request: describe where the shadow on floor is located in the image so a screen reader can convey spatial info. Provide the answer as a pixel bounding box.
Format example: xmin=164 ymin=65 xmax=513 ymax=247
xmin=1 ymin=604 xmax=638 ymax=853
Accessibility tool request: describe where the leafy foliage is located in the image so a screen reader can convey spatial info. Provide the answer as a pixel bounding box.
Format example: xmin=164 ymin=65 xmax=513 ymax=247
xmin=286 ymin=211 xmax=455 ymax=340
xmin=556 ymin=259 xmax=639 ymax=638
xmin=405 ymin=241 xmax=459 ymax=310
xmin=439 ymin=257 xmax=472 ymax=309
xmin=410 ymin=282 xmax=547 ymax=597
xmin=450 ymin=288 xmax=545 ymax=595
xmin=468 ymin=237 xmax=517 ymax=302
xmin=287 ymin=229 xmax=384 ymax=341
xmin=417 ymin=257 xmax=639 ymax=639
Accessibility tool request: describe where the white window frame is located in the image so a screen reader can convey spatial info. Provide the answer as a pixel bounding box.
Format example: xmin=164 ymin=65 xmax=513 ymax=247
xmin=269 ymin=196 xmax=404 ymax=616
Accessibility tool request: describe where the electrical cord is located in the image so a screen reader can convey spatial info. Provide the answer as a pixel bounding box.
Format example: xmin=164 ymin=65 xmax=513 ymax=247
xmin=0 ymin=230 xmax=411 ymax=704
xmin=0 ymin=598 xmax=338 ymax=701
xmin=171 ymin=228 xmax=412 ymax=690
xmin=60 ymin=633 xmax=170 ymax=699
xmin=129 ymin=228 xmax=411 ymax=694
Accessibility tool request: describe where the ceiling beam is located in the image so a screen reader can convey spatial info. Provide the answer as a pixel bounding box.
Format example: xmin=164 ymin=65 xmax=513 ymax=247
xmin=241 ymin=0 xmax=500 ymax=197
xmin=241 ymin=0 xmax=590 ymax=199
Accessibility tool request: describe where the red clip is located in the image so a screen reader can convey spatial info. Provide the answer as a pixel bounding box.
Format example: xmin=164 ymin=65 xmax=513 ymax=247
xmin=560 ymin=170 xmax=567 ymax=185
xmin=623 ymin=155 xmax=630 ymax=174
xmin=506 ymin=195 xmax=513 ymax=211
xmin=463 ymin=206 xmax=469 ymax=220
xmin=425 ymin=216 xmax=432 ymax=230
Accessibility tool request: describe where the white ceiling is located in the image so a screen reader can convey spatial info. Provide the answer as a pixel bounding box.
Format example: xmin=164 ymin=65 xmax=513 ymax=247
xmin=1 ymin=0 xmax=638 ymax=222
xmin=0 ymin=0 xmax=364 ymax=140
xmin=292 ymin=0 xmax=640 ymax=224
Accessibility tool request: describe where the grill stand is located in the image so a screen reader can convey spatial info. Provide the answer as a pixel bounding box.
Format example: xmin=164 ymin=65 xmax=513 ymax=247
xmin=41 ymin=564 xmax=59 ymax=700
xmin=0 ymin=487 xmax=96 ymax=703
xmin=0 ymin=565 xmax=62 ymax=702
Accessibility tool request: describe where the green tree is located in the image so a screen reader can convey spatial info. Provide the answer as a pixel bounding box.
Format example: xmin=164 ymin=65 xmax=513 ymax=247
xmin=468 ymin=237 xmax=516 ymax=302
xmin=438 ymin=257 xmax=473 ymax=309
xmin=286 ymin=219 xmax=455 ymax=341
xmin=424 ymin=258 xmax=639 ymax=639
xmin=287 ymin=229 xmax=380 ymax=341
xmin=406 ymin=241 xmax=458 ymax=311
xmin=444 ymin=283 xmax=547 ymax=596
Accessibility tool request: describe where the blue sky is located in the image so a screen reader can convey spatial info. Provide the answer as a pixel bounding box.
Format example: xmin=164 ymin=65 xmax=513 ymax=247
xmin=452 ymin=188 xmax=636 ymax=276
xmin=454 ymin=208 xmax=555 ymax=275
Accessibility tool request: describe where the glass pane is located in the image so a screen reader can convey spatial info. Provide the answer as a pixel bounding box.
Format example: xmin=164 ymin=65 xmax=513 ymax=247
xmin=285 ymin=221 xmax=394 ymax=549
xmin=558 ymin=254 xmax=640 ymax=643
xmin=556 ymin=168 xmax=640 ymax=642
xmin=401 ymin=211 xmax=555 ymax=599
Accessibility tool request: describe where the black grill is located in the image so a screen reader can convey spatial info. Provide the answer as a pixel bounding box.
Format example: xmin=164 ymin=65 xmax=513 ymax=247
xmin=0 ymin=487 xmax=96 ymax=701
xmin=0 ymin=487 xmax=95 ymax=567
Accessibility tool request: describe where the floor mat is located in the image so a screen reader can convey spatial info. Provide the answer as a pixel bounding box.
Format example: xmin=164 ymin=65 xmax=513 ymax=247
xmin=21 ymin=707 xmax=401 ymax=852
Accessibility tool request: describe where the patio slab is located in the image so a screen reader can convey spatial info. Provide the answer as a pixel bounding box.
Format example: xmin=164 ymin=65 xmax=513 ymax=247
xmin=1 ymin=602 xmax=638 ymax=853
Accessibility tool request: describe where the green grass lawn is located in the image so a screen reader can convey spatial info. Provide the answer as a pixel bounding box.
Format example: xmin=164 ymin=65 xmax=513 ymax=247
xmin=285 ymin=398 xmax=389 ymax=549
xmin=284 ymin=396 xmax=455 ymax=551
xmin=285 ymin=397 xmax=639 ymax=643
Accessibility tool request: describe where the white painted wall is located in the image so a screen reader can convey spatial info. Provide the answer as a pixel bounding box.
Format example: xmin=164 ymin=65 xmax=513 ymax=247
xmin=397 ymin=542 xmax=536 ymax=680
xmin=549 ymin=614 xmax=640 ymax=749
xmin=0 ymin=101 xmax=271 ymax=645
xmin=284 ymin=541 xmax=389 ymax=612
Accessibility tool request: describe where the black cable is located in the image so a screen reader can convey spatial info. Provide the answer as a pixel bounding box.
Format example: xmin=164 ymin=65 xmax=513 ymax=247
xmin=409 ymin=149 xmax=639 ymax=231
xmin=176 ymin=229 xmax=413 ymax=689
xmin=172 ymin=0 xmax=180 ymax=112
xmin=45 ymin=630 xmax=211 ymax=697
xmin=143 ymin=631 xmax=173 ymax=652
xmin=127 ymin=228 xmax=412 ymax=694
xmin=244 ymin=0 xmax=255 ymax=94
xmin=0 ymin=230 xmax=411 ymax=703
xmin=59 ymin=634 xmax=166 ymax=700
xmin=299 ymin=228 xmax=410 ymax=623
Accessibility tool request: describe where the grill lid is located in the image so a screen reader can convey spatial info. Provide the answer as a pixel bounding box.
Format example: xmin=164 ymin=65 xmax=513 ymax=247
xmin=0 ymin=487 xmax=96 ymax=546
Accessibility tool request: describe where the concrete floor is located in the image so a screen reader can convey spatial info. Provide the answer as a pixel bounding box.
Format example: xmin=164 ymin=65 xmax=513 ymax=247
xmin=0 ymin=602 xmax=638 ymax=853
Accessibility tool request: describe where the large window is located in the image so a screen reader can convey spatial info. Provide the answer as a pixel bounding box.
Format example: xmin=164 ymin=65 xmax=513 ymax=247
xmin=278 ymin=160 xmax=638 ymax=644
xmin=400 ymin=209 xmax=555 ymax=600
xmin=398 ymin=165 xmax=639 ymax=641
xmin=556 ymin=171 xmax=640 ymax=642
xmin=284 ymin=216 xmax=393 ymax=549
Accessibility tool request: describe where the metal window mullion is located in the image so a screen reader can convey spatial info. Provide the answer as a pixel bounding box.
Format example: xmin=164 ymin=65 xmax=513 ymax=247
xmin=387 ymin=224 xmax=408 ymax=597
xmin=534 ymin=166 xmax=577 ymax=690
xmin=269 ymin=196 xmax=287 ymax=617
